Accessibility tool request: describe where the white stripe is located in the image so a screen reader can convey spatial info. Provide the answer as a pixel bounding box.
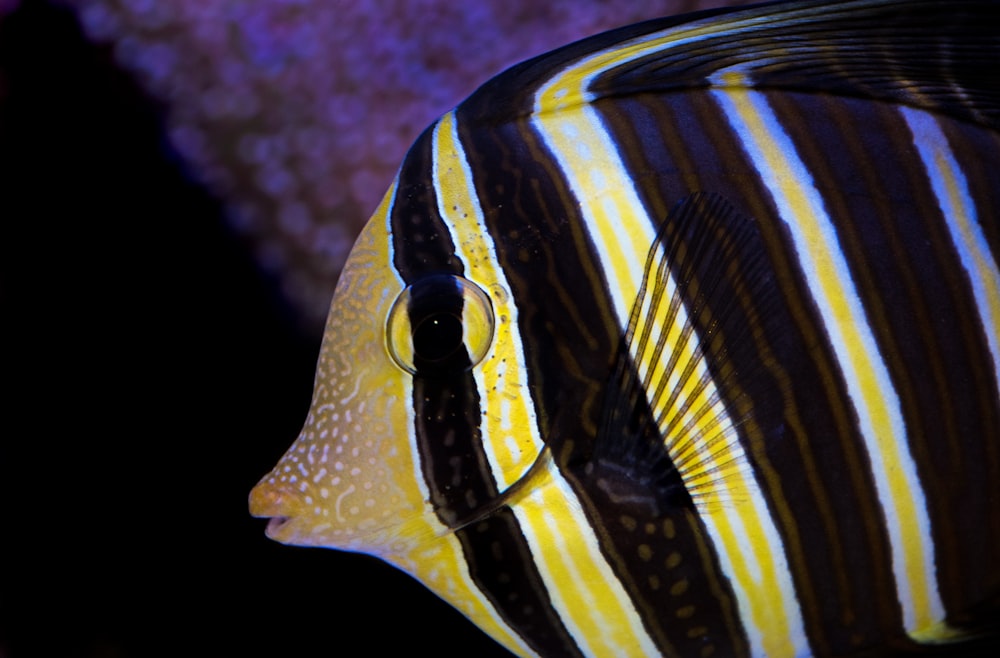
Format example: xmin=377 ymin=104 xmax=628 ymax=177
xmin=901 ymin=106 xmax=1000 ymax=404
xmin=712 ymin=83 xmax=944 ymax=635
xmin=384 ymin=175 xmax=541 ymax=658
xmin=430 ymin=111 xmax=662 ymax=655
xmin=532 ymin=89 xmax=808 ymax=658
xmin=512 ymin=468 xmax=662 ymax=656
xmin=429 ymin=112 xmax=546 ymax=491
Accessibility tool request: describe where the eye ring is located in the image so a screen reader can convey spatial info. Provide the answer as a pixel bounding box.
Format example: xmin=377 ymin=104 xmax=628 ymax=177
xmin=386 ymin=274 xmax=495 ymax=376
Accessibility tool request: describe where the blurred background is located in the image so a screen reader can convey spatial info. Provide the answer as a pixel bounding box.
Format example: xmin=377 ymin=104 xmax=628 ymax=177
xmin=0 ymin=1 xmax=749 ymax=655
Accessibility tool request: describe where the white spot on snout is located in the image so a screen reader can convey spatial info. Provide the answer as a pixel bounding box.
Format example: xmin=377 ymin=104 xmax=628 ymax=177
xmin=335 ymin=484 xmax=356 ymax=522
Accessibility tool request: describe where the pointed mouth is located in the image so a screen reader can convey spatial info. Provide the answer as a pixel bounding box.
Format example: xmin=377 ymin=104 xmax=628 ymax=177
xmin=249 ymin=480 xmax=303 ymax=542
xmin=265 ymin=515 xmax=292 ymax=538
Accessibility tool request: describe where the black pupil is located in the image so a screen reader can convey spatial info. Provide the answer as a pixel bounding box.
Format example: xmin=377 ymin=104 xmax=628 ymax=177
xmin=412 ymin=313 xmax=464 ymax=363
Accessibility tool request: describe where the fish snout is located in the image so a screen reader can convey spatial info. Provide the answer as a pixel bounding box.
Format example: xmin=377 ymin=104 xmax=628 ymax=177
xmin=248 ymin=477 xmax=305 ymax=543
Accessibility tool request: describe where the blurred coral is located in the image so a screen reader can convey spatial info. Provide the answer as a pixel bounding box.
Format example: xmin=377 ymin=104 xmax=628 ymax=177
xmin=53 ymin=0 xmax=751 ymax=333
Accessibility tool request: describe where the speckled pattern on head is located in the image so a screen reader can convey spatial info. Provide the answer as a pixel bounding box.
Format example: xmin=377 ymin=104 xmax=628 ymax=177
xmin=248 ymin=184 xmax=422 ymax=553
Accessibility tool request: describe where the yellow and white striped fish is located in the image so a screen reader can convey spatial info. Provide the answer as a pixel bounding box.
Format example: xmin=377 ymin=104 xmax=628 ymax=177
xmin=249 ymin=0 xmax=1000 ymax=655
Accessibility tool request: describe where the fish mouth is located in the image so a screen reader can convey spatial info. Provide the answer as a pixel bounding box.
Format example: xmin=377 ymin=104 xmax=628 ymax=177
xmin=253 ymin=507 xmax=303 ymax=545
xmin=249 ymin=480 xmax=303 ymax=543
xmin=258 ymin=512 xmax=303 ymax=545
xmin=265 ymin=515 xmax=292 ymax=538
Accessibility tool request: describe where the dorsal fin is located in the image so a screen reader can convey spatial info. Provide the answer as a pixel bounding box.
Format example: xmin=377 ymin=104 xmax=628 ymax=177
xmin=588 ymin=193 xmax=784 ymax=516
xmin=588 ymin=0 xmax=1000 ymax=130
xmin=464 ymin=0 xmax=1000 ymax=132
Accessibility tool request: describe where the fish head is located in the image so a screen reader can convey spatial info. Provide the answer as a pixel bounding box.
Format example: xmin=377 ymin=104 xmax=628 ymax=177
xmin=248 ymin=184 xmax=431 ymax=557
xmin=249 ymin=118 xmax=558 ymax=655
xmin=248 ymin=136 xmax=544 ymax=562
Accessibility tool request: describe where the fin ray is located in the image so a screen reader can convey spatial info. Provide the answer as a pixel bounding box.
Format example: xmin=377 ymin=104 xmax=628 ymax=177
xmin=592 ymin=192 xmax=787 ymax=513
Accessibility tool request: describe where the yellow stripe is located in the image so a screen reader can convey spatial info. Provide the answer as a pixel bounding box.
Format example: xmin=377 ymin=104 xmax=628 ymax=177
xmin=430 ymin=111 xmax=545 ymax=491
xmin=713 ymin=75 xmax=943 ymax=636
xmin=634 ymin=244 xmax=805 ymax=658
xmin=335 ymin=185 xmax=540 ymax=658
xmin=510 ymin=462 xmax=661 ymax=656
xmin=536 ymin=19 xmax=757 ymax=115
xmin=392 ymin=533 xmax=541 ymax=658
xmin=431 ymin=109 xmax=660 ymax=655
xmin=533 ymin=0 xmax=854 ymax=116
xmin=532 ymin=66 xmax=807 ymax=658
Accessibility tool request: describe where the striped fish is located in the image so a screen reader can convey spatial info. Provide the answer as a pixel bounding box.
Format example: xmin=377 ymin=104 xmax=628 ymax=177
xmin=249 ymin=0 xmax=1000 ymax=655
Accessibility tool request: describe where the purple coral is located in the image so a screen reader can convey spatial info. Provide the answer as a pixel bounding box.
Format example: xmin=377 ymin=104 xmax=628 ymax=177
xmin=58 ymin=0 xmax=750 ymax=331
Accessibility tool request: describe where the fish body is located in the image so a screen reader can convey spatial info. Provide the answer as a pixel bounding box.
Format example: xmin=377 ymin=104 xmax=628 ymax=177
xmin=250 ymin=0 xmax=1000 ymax=655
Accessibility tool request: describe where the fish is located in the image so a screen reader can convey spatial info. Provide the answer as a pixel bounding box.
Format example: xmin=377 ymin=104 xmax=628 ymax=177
xmin=249 ymin=0 xmax=1000 ymax=655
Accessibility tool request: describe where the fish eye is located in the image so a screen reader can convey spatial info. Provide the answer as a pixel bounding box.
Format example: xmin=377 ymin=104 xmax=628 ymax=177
xmin=386 ymin=274 xmax=495 ymax=376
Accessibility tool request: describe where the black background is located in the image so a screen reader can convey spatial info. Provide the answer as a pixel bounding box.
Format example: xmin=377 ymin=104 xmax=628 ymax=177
xmin=0 ymin=2 xmax=512 ymax=656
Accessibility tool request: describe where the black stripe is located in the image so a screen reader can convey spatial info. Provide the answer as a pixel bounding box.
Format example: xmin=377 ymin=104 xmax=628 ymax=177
xmin=410 ymin=370 xmax=494 ymax=526
xmin=416 ymin=367 xmax=584 ymax=657
xmin=455 ymin=100 xmax=749 ymax=656
xmin=455 ymin=511 xmax=584 ymax=658
xmin=390 ymin=125 xmax=493 ymax=525
xmin=937 ymin=125 xmax=1000 ymax=614
xmin=388 ymin=124 xmax=584 ymax=655
xmin=771 ymin=90 xmax=1000 ymax=633
xmin=452 ymin=110 xmax=622 ymax=445
xmin=399 ymin=2 xmax=1000 ymax=652
xmin=389 ymin=125 xmax=463 ymax=279
xmin=596 ymin=87 xmax=918 ymax=654
xmin=950 ymin=122 xmax=1000 ymax=263
xmin=452 ymin=109 xmax=641 ymax=655
xmin=455 ymin=6 xmax=742 ymax=127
